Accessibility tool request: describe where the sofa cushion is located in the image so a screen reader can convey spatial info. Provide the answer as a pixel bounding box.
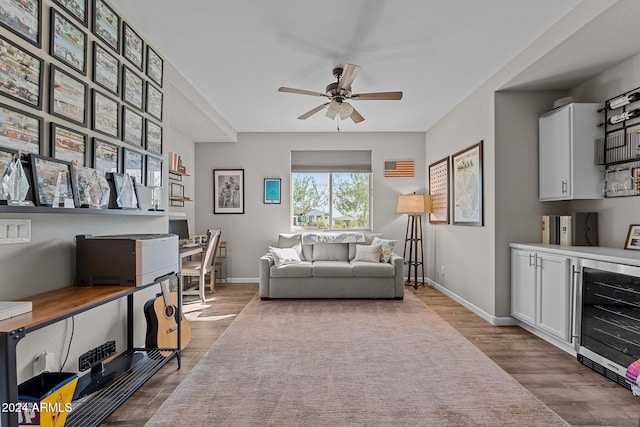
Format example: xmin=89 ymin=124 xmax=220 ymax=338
xmin=371 ymin=237 xmax=397 ymax=263
xmin=270 ymin=261 xmax=313 ymax=278
xmin=312 ymin=261 xmax=353 ymax=277
xmin=269 ymin=246 xmax=301 ymax=266
xmin=353 ymin=244 xmax=382 ymax=263
xmin=349 ymin=233 xmax=383 ymax=260
xmin=277 ymin=234 xmax=311 ymax=261
xmin=351 ymin=260 xmax=396 ymax=278
xmin=312 ymin=243 xmax=349 ymax=261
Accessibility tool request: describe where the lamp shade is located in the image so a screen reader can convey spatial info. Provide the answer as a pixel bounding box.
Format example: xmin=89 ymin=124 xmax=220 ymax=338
xmin=397 ymin=193 xmax=432 ymax=214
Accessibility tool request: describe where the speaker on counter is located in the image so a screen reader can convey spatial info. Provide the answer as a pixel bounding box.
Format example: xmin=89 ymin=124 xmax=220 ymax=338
xmin=572 ymin=212 xmax=598 ymax=246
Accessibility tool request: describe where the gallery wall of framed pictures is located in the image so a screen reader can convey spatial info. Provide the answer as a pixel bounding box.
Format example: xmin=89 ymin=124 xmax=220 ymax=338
xmin=0 ymin=0 xmax=166 ymax=208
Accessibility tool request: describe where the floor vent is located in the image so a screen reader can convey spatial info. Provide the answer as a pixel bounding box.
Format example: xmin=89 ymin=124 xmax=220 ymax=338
xmin=577 ymin=354 xmax=631 ymax=390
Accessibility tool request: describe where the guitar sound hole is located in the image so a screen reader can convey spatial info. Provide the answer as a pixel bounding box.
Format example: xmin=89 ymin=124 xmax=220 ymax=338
xmin=164 ymin=305 xmax=175 ymax=318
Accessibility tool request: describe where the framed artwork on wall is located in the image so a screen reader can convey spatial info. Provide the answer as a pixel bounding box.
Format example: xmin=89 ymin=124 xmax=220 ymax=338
xmin=52 ymin=0 xmax=87 ymax=26
xmin=146 ymin=81 xmax=162 ymax=121
xmin=146 ymin=45 xmax=163 ymax=87
xmin=30 ymin=154 xmax=77 ymax=207
xmin=0 ymin=34 xmax=43 ymax=109
xmin=146 ymin=155 xmax=162 ymax=187
xmin=93 ymin=41 xmax=119 ymax=95
xmin=213 ymin=169 xmax=244 ymax=214
xmin=49 ymin=65 xmax=87 ymax=126
xmin=50 ymin=8 xmax=86 ymax=75
xmin=122 ymin=106 xmax=143 ymax=147
xmin=122 ymin=65 xmax=143 ymax=111
xmin=452 ymin=141 xmax=483 ymax=226
xmin=93 ymin=137 xmax=119 ymax=174
xmin=51 ymin=122 xmax=87 ymax=166
xmin=123 ymin=22 xmax=143 ymax=71
xmin=123 ymin=147 xmax=144 ymax=186
xmin=92 ymin=89 xmax=119 ymax=138
xmin=145 ymin=119 xmax=162 ymax=154
xmin=93 ymin=0 xmax=119 ymax=52
xmin=0 ymin=103 xmax=43 ymax=154
xmin=428 ymin=156 xmax=449 ymax=224
xmin=0 ymin=0 xmax=40 ymax=47
xmin=263 ymin=178 xmax=281 ymax=204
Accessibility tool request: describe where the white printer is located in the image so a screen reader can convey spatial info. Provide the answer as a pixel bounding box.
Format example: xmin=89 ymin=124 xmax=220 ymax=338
xmin=75 ymin=234 xmax=178 ymax=286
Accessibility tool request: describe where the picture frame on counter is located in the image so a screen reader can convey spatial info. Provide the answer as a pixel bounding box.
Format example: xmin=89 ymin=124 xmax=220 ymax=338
xmin=93 ymin=137 xmax=119 ymax=174
xmin=122 ymin=65 xmax=143 ymax=111
xmin=51 ymin=122 xmax=87 ymax=166
xmin=93 ymin=0 xmax=119 ymax=52
xmin=93 ymin=41 xmax=119 ymax=95
xmin=0 ymin=34 xmax=43 ymax=109
xmin=0 ymin=103 xmax=43 ymax=155
xmin=146 ymin=81 xmax=162 ymax=121
xmin=50 ymin=8 xmax=87 ymax=75
xmin=92 ymin=89 xmax=119 ymax=138
xmin=624 ymin=224 xmax=640 ymax=250
xmin=0 ymin=0 xmax=40 ymax=47
xmin=145 ymin=119 xmax=162 ymax=154
xmin=30 ymin=154 xmax=78 ymax=207
xmin=123 ymin=22 xmax=143 ymax=71
xmin=53 ymin=0 xmax=88 ymax=27
xmin=123 ymin=147 xmax=144 ymax=186
xmin=122 ymin=106 xmax=143 ymax=147
xmin=49 ymin=64 xmax=87 ymax=126
xmin=146 ymin=45 xmax=163 ymax=87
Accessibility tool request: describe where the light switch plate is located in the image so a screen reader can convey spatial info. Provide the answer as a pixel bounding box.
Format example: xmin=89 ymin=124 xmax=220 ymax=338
xmin=0 ymin=219 xmax=31 ymax=244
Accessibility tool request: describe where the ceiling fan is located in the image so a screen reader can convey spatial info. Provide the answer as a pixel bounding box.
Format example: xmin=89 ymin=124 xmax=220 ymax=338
xmin=278 ymin=63 xmax=402 ymax=124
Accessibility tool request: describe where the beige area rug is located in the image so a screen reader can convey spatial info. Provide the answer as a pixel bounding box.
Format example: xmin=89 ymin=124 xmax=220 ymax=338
xmin=145 ymin=293 xmax=568 ymax=426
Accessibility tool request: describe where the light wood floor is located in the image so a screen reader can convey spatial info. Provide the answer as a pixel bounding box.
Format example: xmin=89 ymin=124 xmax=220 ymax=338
xmin=102 ymin=283 xmax=639 ymax=426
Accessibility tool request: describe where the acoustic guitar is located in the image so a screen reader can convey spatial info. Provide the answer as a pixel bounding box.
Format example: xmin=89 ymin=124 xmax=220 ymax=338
xmin=144 ymin=281 xmax=192 ymax=356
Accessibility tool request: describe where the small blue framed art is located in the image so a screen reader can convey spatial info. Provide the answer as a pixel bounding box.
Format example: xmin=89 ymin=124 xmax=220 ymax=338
xmin=264 ymin=178 xmax=281 ymax=204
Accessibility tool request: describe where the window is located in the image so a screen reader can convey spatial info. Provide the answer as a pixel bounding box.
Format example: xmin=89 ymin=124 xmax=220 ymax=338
xmin=291 ymin=150 xmax=371 ymax=231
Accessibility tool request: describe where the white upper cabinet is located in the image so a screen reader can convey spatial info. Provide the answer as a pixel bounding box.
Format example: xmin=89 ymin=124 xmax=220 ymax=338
xmin=539 ymin=103 xmax=603 ymax=201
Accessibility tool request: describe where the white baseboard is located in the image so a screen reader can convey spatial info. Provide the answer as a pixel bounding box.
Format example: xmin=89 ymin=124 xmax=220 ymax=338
xmin=425 ymin=278 xmax=517 ymax=326
xmin=224 ymin=278 xmax=259 ymax=284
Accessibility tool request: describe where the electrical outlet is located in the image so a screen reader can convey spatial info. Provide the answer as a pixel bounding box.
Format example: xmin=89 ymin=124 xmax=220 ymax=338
xmin=437 ymin=265 xmax=445 ymax=277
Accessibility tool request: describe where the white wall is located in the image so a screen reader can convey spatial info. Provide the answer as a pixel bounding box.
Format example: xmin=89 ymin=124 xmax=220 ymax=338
xmin=194 ymin=132 xmax=425 ymax=280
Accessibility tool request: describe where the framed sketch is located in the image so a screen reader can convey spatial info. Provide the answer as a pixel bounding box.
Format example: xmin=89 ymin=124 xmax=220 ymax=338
xmin=625 ymin=225 xmax=640 ymax=250
xmin=122 ymin=106 xmax=143 ymax=147
xmin=50 ymin=8 xmax=86 ymax=75
xmin=73 ymin=164 xmax=109 ymax=208
xmin=49 ymin=65 xmax=87 ymax=126
xmin=0 ymin=35 xmax=43 ymax=109
xmin=92 ymin=89 xmax=118 ymax=138
xmin=93 ymin=41 xmax=119 ymax=95
xmin=123 ymin=22 xmax=143 ymax=71
xmin=123 ymin=147 xmax=143 ymax=185
xmin=53 ymin=0 xmax=87 ymax=26
xmin=30 ymin=154 xmax=77 ymax=207
xmin=122 ymin=65 xmax=143 ymax=110
xmin=146 ymin=81 xmax=162 ymax=121
xmin=0 ymin=0 xmax=40 ymax=47
xmin=452 ymin=141 xmax=483 ymax=226
xmin=146 ymin=45 xmax=163 ymax=87
xmin=93 ymin=137 xmax=119 ymax=174
xmin=213 ymin=169 xmax=244 ymax=214
xmin=93 ymin=0 xmax=119 ymax=52
xmin=428 ymin=156 xmax=449 ymax=224
xmin=0 ymin=103 xmax=43 ymax=154
xmin=110 ymin=172 xmax=139 ymax=209
xmin=146 ymin=155 xmax=162 ymax=187
xmin=145 ymin=119 xmax=162 ymax=154
xmin=264 ymin=178 xmax=281 ymax=204
xmin=51 ymin=122 xmax=87 ymax=166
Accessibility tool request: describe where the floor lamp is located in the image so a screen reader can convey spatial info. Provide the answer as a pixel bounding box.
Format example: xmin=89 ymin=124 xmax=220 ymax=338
xmin=397 ymin=193 xmax=431 ymax=289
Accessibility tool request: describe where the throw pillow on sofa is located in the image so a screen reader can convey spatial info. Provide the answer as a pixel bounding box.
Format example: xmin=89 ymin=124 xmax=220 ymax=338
xmin=371 ymin=238 xmax=397 ymax=263
xmin=269 ymin=246 xmax=301 ymax=266
xmin=353 ymin=244 xmax=382 ymax=263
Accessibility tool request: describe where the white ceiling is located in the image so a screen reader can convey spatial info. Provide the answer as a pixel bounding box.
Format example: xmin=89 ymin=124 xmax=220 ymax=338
xmin=111 ymin=0 xmax=581 ymax=135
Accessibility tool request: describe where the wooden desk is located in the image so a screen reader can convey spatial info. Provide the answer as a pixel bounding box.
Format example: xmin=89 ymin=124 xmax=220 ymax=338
xmin=179 ymin=245 xmax=203 ymax=259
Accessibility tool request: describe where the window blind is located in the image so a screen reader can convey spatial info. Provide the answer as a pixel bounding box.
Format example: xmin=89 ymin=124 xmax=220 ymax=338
xmin=290 ymin=150 xmax=372 ymax=172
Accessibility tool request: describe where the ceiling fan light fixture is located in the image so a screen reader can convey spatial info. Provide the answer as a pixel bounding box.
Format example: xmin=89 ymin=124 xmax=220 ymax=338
xmin=326 ymin=100 xmax=339 ymax=119
xmin=339 ymin=102 xmax=354 ymax=120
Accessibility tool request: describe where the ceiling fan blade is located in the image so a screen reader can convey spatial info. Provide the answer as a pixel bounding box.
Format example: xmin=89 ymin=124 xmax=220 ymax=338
xmin=350 ymin=105 xmax=365 ymax=123
xmin=351 ymin=91 xmax=403 ymax=100
xmin=298 ymin=102 xmax=330 ymax=120
xmin=278 ymin=87 xmax=328 ymax=97
xmin=337 ymin=63 xmax=360 ymax=94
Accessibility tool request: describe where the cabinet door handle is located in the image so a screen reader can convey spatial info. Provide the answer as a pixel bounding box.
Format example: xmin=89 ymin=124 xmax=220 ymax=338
xmin=529 ymin=253 xmax=535 ymax=267
xmin=562 ymin=180 xmax=568 ymax=194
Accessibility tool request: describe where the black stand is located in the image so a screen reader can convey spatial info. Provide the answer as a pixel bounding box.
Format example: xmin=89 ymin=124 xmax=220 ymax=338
xmin=403 ymin=214 xmax=425 ymax=289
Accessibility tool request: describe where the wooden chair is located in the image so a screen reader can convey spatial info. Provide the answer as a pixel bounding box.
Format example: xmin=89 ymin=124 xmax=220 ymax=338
xmin=182 ymin=228 xmax=222 ymax=303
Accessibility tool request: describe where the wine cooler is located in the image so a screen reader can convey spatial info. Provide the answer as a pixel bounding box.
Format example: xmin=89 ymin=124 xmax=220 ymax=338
xmin=576 ymin=259 xmax=640 ymax=389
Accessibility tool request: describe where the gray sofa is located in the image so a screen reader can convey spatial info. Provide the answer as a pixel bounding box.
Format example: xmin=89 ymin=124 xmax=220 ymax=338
xmin=259 ymin=232 xmax=404 ymax=299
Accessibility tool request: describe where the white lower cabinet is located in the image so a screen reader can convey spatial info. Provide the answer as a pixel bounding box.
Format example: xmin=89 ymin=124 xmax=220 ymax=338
xmin=511 ymin=248 xmax=575 ymax=342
